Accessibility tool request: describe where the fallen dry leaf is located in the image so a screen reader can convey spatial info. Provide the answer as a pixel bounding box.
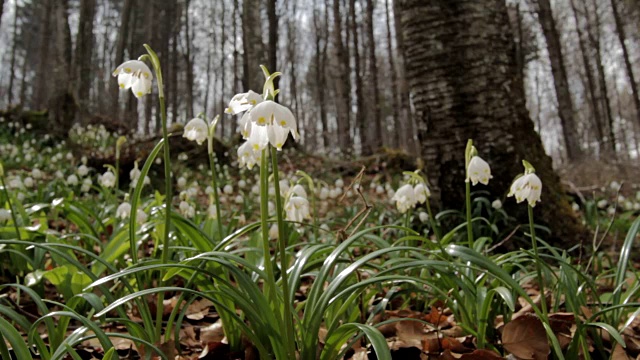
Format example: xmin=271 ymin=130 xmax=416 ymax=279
xmin=502 ymin=314 xmax=549 ymax=360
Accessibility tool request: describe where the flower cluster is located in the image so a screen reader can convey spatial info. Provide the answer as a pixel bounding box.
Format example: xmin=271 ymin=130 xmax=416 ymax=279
xmin=391 ymin=182 xmax=431 ymax=213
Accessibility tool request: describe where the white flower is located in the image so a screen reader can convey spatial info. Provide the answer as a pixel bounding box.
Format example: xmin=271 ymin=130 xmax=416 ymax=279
xmin=418 ymin=212 xmax=429 ymax=223
xmin=467 ymin=156 xmax=492 ymax=185
xmin=249 ymin=101 xmax=299 ymax=140
xmin=136 ymin=209 xmax=148 ymax=225
xmin=223 ymin=184 xmax=233 ymax=194
xmin=234 ymin=195 xmax=243 ymax=204
xmin=177 ymin=177 xmax=187 ymax=189
xmin=81 ymin=178 xmax=92 ymax=193
xmin=571 ymin=202 xmax=580 ymax=212
xmin=610 ymin=181 xmax=620 ymax=190
xmin=0 ymin=209 xmax=11 ymax=222
xmin=55 ymin=170 xmax=64 ymax=179
xmin=375 ymin=185 xmax=384 ymax=195
xmin=31 ymin=168 xmax=42 ymax=179
xmin=318 ymin=187 xmax=329 ymax=200
xmin=183 ymin=118 xmax=208 ymax=145
xmin=238 ymin=179 xmax=247 ymax=189
xmin=66 ymin=174 xmax=79 ymax=186
xmin=269 ymin=224 xmax=279 ymax=239
xmin=77 ymin=165 xmax=89 ymax=177
xmin=112 ymin=60 xmax=153 ymax=98
xmin=207 ymin=204 xmax=218 ymax=219
xmin=226 ymin=90 xmax=263 ymax=115
xmin=291 ymin=184 xmax=308 ymax=199
xmin=179 ymin=201 xmax=195 ymax=218
xmin=413 ymin=183 xmax=430 ymax=204
xmin=597 ymin=199 xmax=608 ymax=209
xmin=335 ymin=179 xmax=344 ymax=188
xmin=23 ymin=177 xmax=34 ymax=188
xmin=508 ymin=173 xmax=542 ymax=207
xmin=391 ymin=184 xmax=417 ymax=213
xmin=116 ymin=202 xmax=131 ymax=219
xmin=492 ymin=199 xmax=502 ymax=209
xmin=285 ymin=195 xmax=311 ymax=222
xmin=100 ymin=171 xmax=116 ymax=188
xmin=237 ymin=141 xmax=262 ymax=170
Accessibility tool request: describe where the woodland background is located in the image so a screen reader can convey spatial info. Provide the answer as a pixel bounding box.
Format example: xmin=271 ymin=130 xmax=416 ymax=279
xmin=0 ymin=0 xmax=638 ymax=163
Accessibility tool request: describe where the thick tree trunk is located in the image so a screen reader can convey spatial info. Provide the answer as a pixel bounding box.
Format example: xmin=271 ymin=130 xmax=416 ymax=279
xmin=332 ymin=0 xmax=352 ymax=155
xmin=393 ymin=0 xmax=416 ymax=154
xmin=399 ymin=0 xmax=586 ymax=246
xmin=111 ymin=0 xmax=134 ymax=115
xmin=313 ymin=3 xmax=329 ymax=149
xmin=536 ymin=0 xmax=583 ymax=161
xmin=74 ymin=0 xmax=96 ymax=121
xmin=610 ymin=0 xmax=640 ymax=131
xmin=49 ymin=0 xmax=76 ymax=136
xmin=34 ymin=1 xmax=53 ymax=109
xmin=242 ymin=0 xmax=265 ymax=92
xmin=184 ymin=0 xmax=194 ymax=119
xmin=267 ymin=0 xmax=278 ymax=91
xmin=219 ymin=0 xmax=226 ymax=137
xmin=365 ymin=0 xmax=382 ymax=152
xmin=350 ymin=0 xmax=366 ymax=155
xmin=385 ymin=0 xmax=400 ymax=149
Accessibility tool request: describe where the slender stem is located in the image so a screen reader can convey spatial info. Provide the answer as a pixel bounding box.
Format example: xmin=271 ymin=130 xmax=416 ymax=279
xmin=466 ymin=181 xmax=473 ymax=248
xmin=270 ymin=146 xmax=296 ymax=358
xmin=529 ymin=205 xmax=547 ymax=317
xmin=207 ymin=147 xmax=224 ymax=239
xmin=259 ymin=149 xmax=277 ymax=305
xmin=0 ymin=176 xmax=22 ymax=241
xmin=425 ymin=199 xmax=441 ymax=242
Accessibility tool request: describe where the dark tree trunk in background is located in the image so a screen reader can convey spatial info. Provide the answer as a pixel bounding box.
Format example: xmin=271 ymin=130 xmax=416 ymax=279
xmin=0 ymin=0 xmax=5 ymax=29
xmin=399 ymin=0 xmax=586 ymax=246
xmin=112 ymin=0 xmax=134 ymax=115
xmin=49 ymin=0 xmax=76 ymax=136
xmin=536 ymin=0 xmax=583 ymax=162
xmin=313 ymin=2 xmax=329 ymax=149
xmin=219 ymin=0 xmax=226 ymax=137
xmin=143 ymin=0 xmax=156 ymax=135
xmin=267 ymin=0 xmax=278 ymax=92
xmin=393 ymin=0 xmax=415 ymax=154
xmin=34 ymin=1 xmax=53 ymax=109
xmin=6 ymin=2 xmax=18 ymax=105
xmin=242 ymin=0 xmax=265 ymax=91
xmin=350 ymin=0 xmax=366 ymax=155
xmin=74 ymin=0 xmax=96 ymax=122
xmin=365 ymin=0 xmax=382 ymax=152
xmin=287 ymin=1 xmax=300 ymax=122
xmin=332 ymin=0 xmax=352 ymax=155
xmin=610 ymin=0 xmax=640 ymax=131
xmin=569 ymin=0 xmax=605 ymax=152
xmin=385 ymin=0 xmax=400 ymax=149
xmin=184 ymin=0 xmax=194 ymax=119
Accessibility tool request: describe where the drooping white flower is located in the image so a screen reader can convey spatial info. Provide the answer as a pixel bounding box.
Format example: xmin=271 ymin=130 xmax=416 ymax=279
xmin=223 ymin=184 xmax=233 ymax=195
xmin=116 ymin=202 xmax=131 ymax=219
xmin=66 ymin=174 xmax=79 ymax=186
xmin=0 ymin=209 xmax=11 ymax=222
xmin=238 ymin=179 xmax=247 ymax=189
xmin=136 ymin=209 xmax=148 ymax=225
xmin=225 ymin=90 xmax=263 ymax=115
xmin=31 ymin=168 xmax=42 ymax=179
xmin=508 ymin=173 xmax=542 ymax=207
xmin=177 ymin=177 xmax=187 ymax=189
xmin=183 ymin=118 xmax=208 ymax=145
xmin=391 ymin=184 xmax=417 ymax=213
xmin=112 ymin=60 xmax=153 ymax=98
xmin=291 ymin=184 xmax=308 ymax=199
xmin=23 ymin=177 xmax=34 ymax=188
xmin=81 ymin=178 xmax=92 ymax=193
xmin=100 ymin=171 xmax=116 ymax=188
xmin=285 ymin=195 xmax=311 ymax=222
xmin=179 ymin=201 xmax=195 ymax=218
xmin=413 ymin=183 xmax=430 ymax=204
xmin=318 ymin=187 xmax=329 ymax=200
xmin=207 ymin=204 xmax=218 ymax=219
xmin=418 ymin=212 xmax=429 ymax=223
xmin=335 ymin=179 xmax=344 ymax=188
xmin=269 ymin=224 xmax=279 ymax=239
xmin=237 ymin=140 xmax=262 ymax=170
xmin=250 ymin=101 xmax=299 ymax=138
xmin=492 ymin=199 xmax=502 ymax=209
xmin=77 ymin=165 xmax=89 ymax=177
xmin=466 ymin=156 xmax=492 ymax=186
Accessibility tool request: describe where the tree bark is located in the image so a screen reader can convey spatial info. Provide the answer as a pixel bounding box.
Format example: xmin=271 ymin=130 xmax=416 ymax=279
xmin=536 ymin=0 xmax=583 ymax=161
xmin=332 ymin=0 xmax=352 ymax=155
xmin=6 ymin=1 xmax=18 ymax=105
xmin=184 ymin=0 xmax=194 ymax=119
xmin=34 ymin=1 xmax=53 ymax=109
xmin=350 ymin=0 xmax=366 ymax=155
xmin=385 ymin=0 xmax=400 ymax=149
xmin=242 ymin=0 xmax=265 ymax=91
xmin=365 ymin=0 xmax=382 ymax=153
xmin=393 ymin=0 xmax=416 ymax=154
xmin=569 ymin=0 xmax=605 ymax=152
xmin=313 ymin=2 xmax=329 ymax=149
xmin=267 ymin=0 xmax=278 ymax=91
xmin=610 ymin=0 xmax=640 ymax=131
xmin=111 ymin=0 xmax=134 ymax=114
xmin=399 ymin=0 xmax=586 ymax=246
xmin=74 ymin=0 xmax=96 ymax=121
xmin=49 ymin=0 xmax=75 ymax=135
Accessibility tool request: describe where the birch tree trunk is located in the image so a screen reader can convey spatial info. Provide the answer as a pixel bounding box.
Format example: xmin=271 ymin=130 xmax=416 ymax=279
xmin=399 ymin=0 xmax=586 ymax=245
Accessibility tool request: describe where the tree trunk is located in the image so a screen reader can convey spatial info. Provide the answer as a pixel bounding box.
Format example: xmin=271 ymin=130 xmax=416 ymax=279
xmin=233 ymin=0 xmax=240 ymax=94
xmin=385 ymin=0 xmax=400 ymax=149
xmin=143 ymin=0 xmax=156 ymax=135
xmin=393 ymin=0 xmax=416 ymax=154
xmin=332 ymin=0 xmax=352 ymax=155
xmin=112 ymin=0 xmax=134 ymax=114
xmin=242 ymin=0 xmax=265 ymax=91
xmin=74 ymin=0 xmax=96 ymax=121
xmin=313 ymin=2 xmax=329 ymax=149
xmin=536 ymin=0 xmax=583 ymax=161
xmin=365 ymin=0 xmax=382 ymax=152
xmin=610 ymin=0 xmax=640 ymax=131
xmin=184 ymin=0 xmax=194 ymax=119
xmin=287 ymin=0 xmax=300 ymax=122
xmin=569 ymin=0 xmax=605 ymax=153
xmin=6 ymin=1 xmax=18 ymax=105
xmin=49 ymin=0 xmax=75 ymax=135
xmin=34 ymin=1 xmax=53 ymax=109
xmin=267 ymin=0 xmax=278 ymax=91
xmin=586 ymin=0 xmax=617 ymax=155
xmin=399 ymin=0 xmax=586 ymax=246
xmin=350 ymin=0 xmax=366 ymax=155
xmin=219 ymin=0 xmax=226 ymax=137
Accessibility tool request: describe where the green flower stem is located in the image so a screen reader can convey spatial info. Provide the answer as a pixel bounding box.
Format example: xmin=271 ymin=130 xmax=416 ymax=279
xmin=144 ymin=44 xmax=172 ymax=344
xmin=207 ymin=137 xmax=223 ymax=239
xmin=0 ymin=175 xmax=22 ymax=241
xmin=425 ymin=198 xmax=441 ymax=242
xmin=270 ymin=146 xmax=296 ymax=358
xmin=528 ymin=205 xmax=547 ymax=317
xmin=465 ymin=181 xmax=473 ymax=248
xmin=259 ymin=149 xmax=277 ymax=307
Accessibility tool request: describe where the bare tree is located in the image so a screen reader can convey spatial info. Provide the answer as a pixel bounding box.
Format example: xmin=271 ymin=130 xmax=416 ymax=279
xmin=332 ymin=0 xmax=352 ymax=154
xmin=365 ymin=0 xmax=382 ymax=153
xmin=385 ymin=0 xmax=400 ymax=149
xmin=74 ymin=0 xmax=96 ymax=121
xmin=350 ymin=0 xmax=365 ymax=155
xmin=6 ymin=1 xmax=19 ymax=105
xmin=313 ymin=1 xmax=329 ymax=149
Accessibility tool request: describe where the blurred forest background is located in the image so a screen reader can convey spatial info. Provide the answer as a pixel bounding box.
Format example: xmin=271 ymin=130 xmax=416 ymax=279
xmin=0 ymin=0 xmax=639 ymax=164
